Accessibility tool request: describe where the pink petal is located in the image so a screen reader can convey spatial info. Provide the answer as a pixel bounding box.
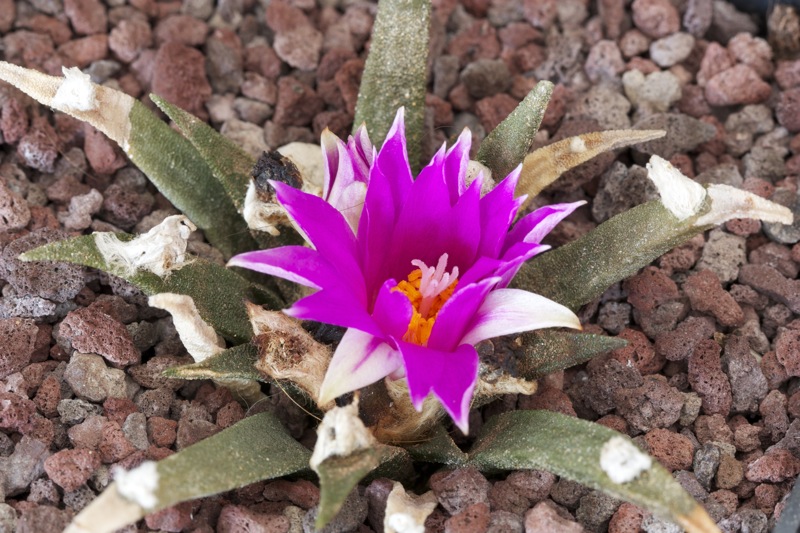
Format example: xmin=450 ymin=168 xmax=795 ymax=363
xmin=371 ymin=280 xmax=414 ymax=339
xmin=318 ymin=328 xmax=402 ymax=405
xmin=427 ymin=277 xmax=500 ymax=352
xmin=477 ymin=166 xmax=524 ymax=258
xmin=444 ymin=128 xmax=471 ymax=203
xmin=227 ymin=246 xmax=336 ymax=290
xmin=503 ymin=201 xmax=586 ymax=254
xmin=399 ymin=341 xmax=478 ymax=434
xmin=285 ymin=288 xmax=381 ymax=337
xmin=460 ymin=288 xmax=582 ymax=345
xmin=271 ymin=180 xmax=366 ymax=302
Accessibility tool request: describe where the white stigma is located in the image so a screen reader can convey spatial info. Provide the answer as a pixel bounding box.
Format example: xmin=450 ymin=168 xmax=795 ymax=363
xmin=411 ymin=253 xmax=458 ymax=317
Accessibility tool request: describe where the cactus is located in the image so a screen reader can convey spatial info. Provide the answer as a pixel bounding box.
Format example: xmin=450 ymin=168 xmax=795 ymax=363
xmin=0 ymin=0 xmax=794 ymax=531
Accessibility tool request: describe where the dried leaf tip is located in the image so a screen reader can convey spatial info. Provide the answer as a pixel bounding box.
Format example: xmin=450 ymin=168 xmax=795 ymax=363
xmin=646 ymin=155 xmax=794 ymax=226
xmin=310 ymin=396 xmax=376 ymax=470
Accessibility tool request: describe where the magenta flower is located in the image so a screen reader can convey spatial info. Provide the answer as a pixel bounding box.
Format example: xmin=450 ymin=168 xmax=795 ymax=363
xmin=229 ymin=109 xmax=582 ymax=433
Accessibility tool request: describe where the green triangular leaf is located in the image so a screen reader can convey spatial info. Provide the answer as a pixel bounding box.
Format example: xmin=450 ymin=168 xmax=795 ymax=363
xmin=163 ymin=344 xmax=262 ymax=381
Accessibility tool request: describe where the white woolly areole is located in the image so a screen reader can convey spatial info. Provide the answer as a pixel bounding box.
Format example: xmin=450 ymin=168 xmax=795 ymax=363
xmin=52 ymin=67 xmax=98 ymax=112
xmin=114 ymin=461 xmax=159 ymax=509
xmin=569 ymin=136 xmax=587 ymax=153
xmin=148 ymin=293 xmax=224 ymax=362
xmin=465 ymin=160 xmax=496 ymax=196
xmin=600 ymin=436 xmax=652 ymax=484
xmin=309 ymin=398 xmax=376 ymax=470
xmin=94 ymin=215 xmax=195 ymax=278
xmin=384 ymin=483 xmax=438 ymax=533
xmin=646 ymin=155 xmax=706 ymax=220
xmin=243 ymin=181 xmax=284 ymax=236
xmin=695 ymin=184 xmax=794 ymax=227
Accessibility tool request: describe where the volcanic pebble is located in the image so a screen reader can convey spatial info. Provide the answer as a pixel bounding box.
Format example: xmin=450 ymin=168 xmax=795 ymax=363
xmin=445 ymin=502 xmax=490 ymax=533
xmin=746 ymin=449 xmax=800 ymax=482
xmin=631 ymin=0 xmax=680 ymax=38
xmin=430 ymin=467 xmax=491 ymax=515
xmin=683 ymin=270 xmax=744 ymax=327
xmin=59 ymin=307 xmax=140 ymax=366
xmin=0 ymin=319 xmax=37 ymax=379
xmin=524 ymin=502 xmax=583 ymax=533
xmin=43 ymin=448 xmax=101 ymax=492
xmin=705 ymin=65 xmax=772 ymax=106
xmin=644 ymin=428 xmax=694 ymax=471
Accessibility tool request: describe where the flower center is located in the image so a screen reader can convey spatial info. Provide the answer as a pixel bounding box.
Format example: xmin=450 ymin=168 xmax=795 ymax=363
xmin=393 ymin=254 xmax=459 ymax=346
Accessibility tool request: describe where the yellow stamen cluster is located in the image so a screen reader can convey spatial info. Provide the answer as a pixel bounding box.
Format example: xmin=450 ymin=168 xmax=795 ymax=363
xmin=394 ymin=268 xmax=458 ymax=346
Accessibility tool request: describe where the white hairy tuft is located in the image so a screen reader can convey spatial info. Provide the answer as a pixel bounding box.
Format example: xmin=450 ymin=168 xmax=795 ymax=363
xmin=646 ymin=155 xmax=706 ymax=221
xmin=600 ymin=436 xmax=652 ymax=484
xmin=310 ymin=397 xmax=376 ymax=470
xmin=114 ymin=461 xmax=159 ymax=509
xmin=52 ymin=67 xmax=98 ymax=112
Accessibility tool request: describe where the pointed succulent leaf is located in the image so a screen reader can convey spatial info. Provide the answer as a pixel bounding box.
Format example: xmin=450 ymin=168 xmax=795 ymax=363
xmin=518 ymin=130 xmax=666 ymax=204
xmin=19 ymin=234 xmax=281 ymax=343
xmin=468 ymin=411 xmax=720 ymax=533
xmin=0 ymin=61 xmax=255 ymax=257
xmin=315 ymin=448 xmax=381 ymax=529
xmin=513 ymin=200 xmax=707 ymax=311
xmin=163 ymin=343 xmax=263 ymax=381
xmin=516 ymin=330 xmax=628 ymax=379
xmin=65 ymin=412 xmax=311 ymax=533
xmin=353 ymin=0 xmax=429 ymax=170
xmin=406 ymin=424 xmax=468 ymax=465
xmin=516 ymin=156 xmax=793 ymax=311
xmin=476 ymin=81 xmax=553 ymax=181
xmin=368 ymin=444 xmax=415 ymax=483
xmin=151 ymin=94 xmax=255 ymax=212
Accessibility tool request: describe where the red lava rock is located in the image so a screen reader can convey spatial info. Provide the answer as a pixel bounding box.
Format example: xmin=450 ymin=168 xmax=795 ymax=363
xmin=519 ymin=385 xmax=576 ymax=416
xmin=16 ymin=117 xmax=60 ymax=173
xmin=754 ymin=483 xmax=782 ymax=516
xmin=64 ymin=0 xmax=107 ymax=35
xmin=100 ymin=183 xmax=154 ymax=230
xmin=0 ymin=391 xmax=36 ymax=433
xmin=746 ymin=449 xmax=800 ymax=483
xmin=761 ymin=350 xmax=789 ymax=390
xmin=273 ymin=77 xmax=324 ymax=127
xmin=266 ymin=1 xmax=322 ymax=71
xmin=581 ymin=357 xmax=643 ymax=415
xmin=716 ymin=454 xmax=744 ymax=490
xmin=475 ymin=93 xmax=519 ymax=133
xmin=151 ymin=41 xmax=212 ymax=120
xmin=445 ymin=502 xmax=490 ymax=533
xmin=59 ymin=307 xmax=140 ymax=366
xmin=153 ymin=14 xmax=208 ymax=47
xmin=659 ymin=234 xmax=704 ymax=276
xmin=524 ymin=501 xmax=583 ymax=532
xmin=103 ymin=397 xmax=137 ymax=426
xmin=15 ymin=506 xmax=71 ymax=533
xmin=776 ymin=328 xmax=800 ymax=377
xmin=623 ymin=267 xmax=679 ymax=312
xmin=43 ymin=448 xmax=101 ymax=492
xmin=705 ymin=65 xmax=771 ymax=107
xmin=728 ymin=33 xmax=773 ymax=78
xmin=147 ymin=416 xmax=178 ymax=447
xmin=631 ymin=0 xmax=680 ymax=38
xmin=759 ymin=390 xmax=789 ymax=443
xmin=1 ymin=97 xmax=29 ymax=144
xmin=611 ymin=328 xmax=666 ymax=376
xmin=263 ymin=479 xmax=320 ymax=509
xmin=217 ymin=505 xmax=290 ymax=533
xmin=654 ymin=316 xmax=716 ymax=362
xmin=0 ymin=318 xmax=37 ymax=379
xmin=644 ymin=428 xmax=694 ymax=472
xmin=144 ymin=502 xmax=193 ymax=532
xmin=777 ymin=88 xmax=800 ymax=133
xmin=688 ymin=339 xmax=733 ymax=416
xmin=585 ymin=40 xmax=625 ymax=82
xmin=608 ymin=502 xmax=645 ymax=533
xmin=683 ymin=270 xmax=744 ymax=328
xmin=84 ymin=123 xmax=126 ymax=175
xmin=695 ymin=414 xmax=734 ymax=445
xmin=446 ymin=20 xmax=501 ymax=66
xmin=58 ymin=34 xmax=109 ymax=68
xmin=722 ymin=334 xmax=768 ymax=414
xmin=333 ymin=58 xmax=363 ymax=116
xmin=738 ymin=264 xmax=800 ymax=315
xmin=176 ymin=406 xmax=219 ymax=450
xmin=697 ymin=42 xmax=734 ymax=87
xmin=613 ymin=377 xmax=683 ymax=432
xmin=216 ymin=401 xmax=245 ymax=429
xmin=777 ymin=59 xmax=800 ymax=90
xmin=109 ymin=18 xmax=153 ymax=63
xmin=430 ymin=467 xmax=491 ymax=515
xmin=98 ymin=421 xmax=137 ymax=463
xmin=598 ymin=0 xmax=626 ymax=39
xmin=34 ymin=375 xmax=61 ymax=418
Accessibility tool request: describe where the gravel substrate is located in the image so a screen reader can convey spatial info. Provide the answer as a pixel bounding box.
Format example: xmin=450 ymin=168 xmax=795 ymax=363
xmin=1 ymin=0 xmax=800 ymax=531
